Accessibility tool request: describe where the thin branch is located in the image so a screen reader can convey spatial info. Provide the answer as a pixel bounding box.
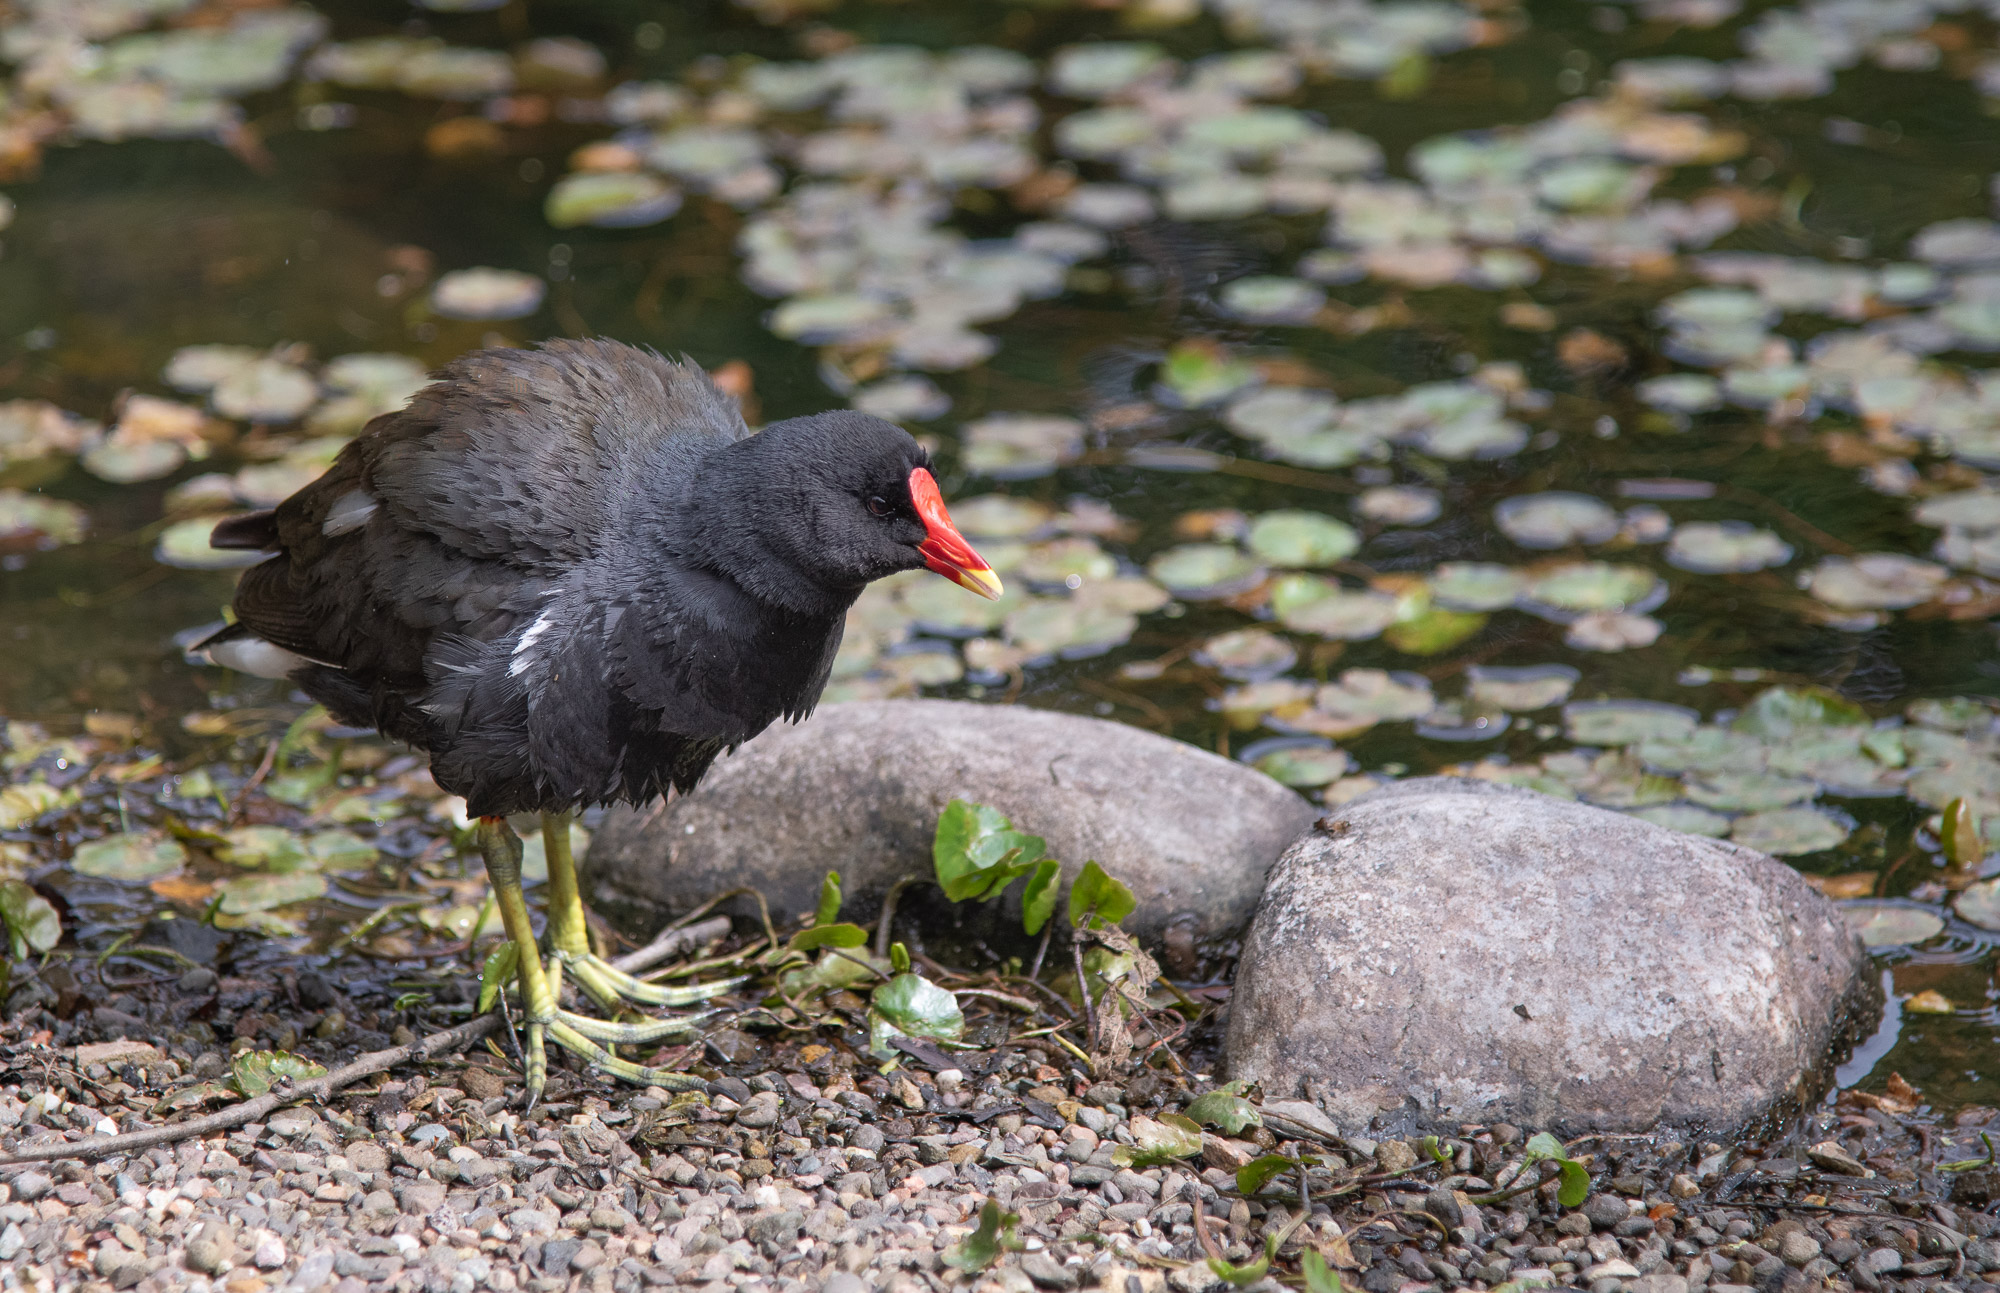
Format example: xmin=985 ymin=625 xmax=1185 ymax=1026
xmin=0 ymin=1015 xmax=502 ymax=1168
xmin=609 ymin=915 xmax=732 ymax=976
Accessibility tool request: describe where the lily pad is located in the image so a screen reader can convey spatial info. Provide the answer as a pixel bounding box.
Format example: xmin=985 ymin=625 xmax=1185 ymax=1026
xmin=1195 ymin=629 xmax=1296 ymax=681
xmin=1843 ymin=900 xmax=1944 ymax=948
xmin=948 ymin=496 xmax=1053 ymax=540
xmin=1564 ymin=700 xmax=1699 ymax=746
xmin=1430 ymin=562 xmax=1527 ymax=611
xmin=82 ymin=438 xmax=185 ymax=483
xmin=1218 ymin=276 xmax=1326 ymax=323
xmin=1311 ymin=669 xmax=1436 ymax=730
xmin=1666 ymin=521 xmax=1793 ymax=573
xmin=1251 ymin=743 xmax=1353 ymax=788
xmin=156 ymin=517 xmax=266 ymax=569
xmin=1246 ymin=511 xmax=1359 ymax=567
xmin=1684 ymin=772 xmax=1820 ymax=812
xmin=961 ymin=415 xmax=1083 ymax=479
xmin=544 ymin=172 xmax=680 ymax=229
xmin=0 ymin=491 xmax=89 ymax=547
xmin=1637 ymin=373 xmax=1724 ymax=412
xmin=71 ymin=832 xmax=186 ymax=881
xmin=1628 ymin=803 xmax=1732 ymax=837
xmin=1467 ymin=664 xmax=1580 ymax=712
xmin=216 ymin=870 xmax=327 ymax=915
xmin=1565 ymin=611 xmax=1664 ymax=652
xmin=1522 ymin=563 xmax=1666 ymax=619
xmin=1954 ymin=879 xmax=2000 ymax=932
xmin=1356 ymin=486 xmax=1441 ymax=526
xmin=1270 ymin=576 xmax=1400 ymax=640
xmin=1158 ymin=341 xmax=1257 ymax=408
xmin=1803 ymin=554 xmax=1949 ymax=611
xmin=431 ymin=268 xmax=546 ymax=321
xmin=212 ymin=358 xmax=317 ymax=422
xmin=1730 ymin=806 xmax=1850 ymax=855
xmin=1148 ymin=544 xmax=1264 ymax=598
xmin=1495 ymin=492 xmax=1620 ymax=549
xmin=1003 ymin=600 xmax=1137 ymax=660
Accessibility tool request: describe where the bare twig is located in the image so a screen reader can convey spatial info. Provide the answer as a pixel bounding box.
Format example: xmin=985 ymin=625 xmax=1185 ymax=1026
xmin=0 ymin=1015 xmax=502 ymax=1168
xmin=226 ymin=738 xmax=280 ymax=823
xmin=610 ymin=915 xmax=732 ymax=976
xmin=875 ymin=876 xmax=922 ymax=959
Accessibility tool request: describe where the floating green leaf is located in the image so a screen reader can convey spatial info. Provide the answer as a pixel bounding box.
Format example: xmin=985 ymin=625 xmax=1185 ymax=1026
xmin=71 ymin=832 xmax=186 ymax=881
xmin=216 ymin=870 xmax=327 ymax=914
xmin=1247 ymin=511 xmax=1360 ymax=567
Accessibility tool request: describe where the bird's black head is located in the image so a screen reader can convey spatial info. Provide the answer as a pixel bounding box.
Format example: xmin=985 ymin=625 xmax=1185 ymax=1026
xmin=691 ymin=410 xmax=1001 ymax=616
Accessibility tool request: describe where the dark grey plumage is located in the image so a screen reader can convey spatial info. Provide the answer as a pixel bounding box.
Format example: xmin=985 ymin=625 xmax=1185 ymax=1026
xmin=205 ymin=338 xmax=942 ymax=817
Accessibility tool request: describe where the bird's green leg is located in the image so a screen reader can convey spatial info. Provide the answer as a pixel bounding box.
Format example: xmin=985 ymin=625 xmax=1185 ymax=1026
xmin=474 ymin=816 xmax=549 ymax=1103
xmin=539 ymin=811 xmax=747 ymax=1011
xmin=464 ymin=812 xmax=717 ymax=1092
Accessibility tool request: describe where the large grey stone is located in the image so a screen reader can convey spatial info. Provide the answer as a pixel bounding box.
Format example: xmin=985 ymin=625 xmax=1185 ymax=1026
xmin=585 ymin=699 xmax=1315 ymax=944
xmin=1225 ymin=777 xmax=1877 ymax=1135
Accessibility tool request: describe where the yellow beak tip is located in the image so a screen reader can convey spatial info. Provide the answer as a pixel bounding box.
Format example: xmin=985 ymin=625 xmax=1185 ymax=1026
xmin=957 ymin=569 xmax=1004 ymax=601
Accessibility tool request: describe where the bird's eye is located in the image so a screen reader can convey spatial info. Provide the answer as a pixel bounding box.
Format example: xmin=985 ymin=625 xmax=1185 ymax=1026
xmin=866 ymin=496 xmax=891 ymax=517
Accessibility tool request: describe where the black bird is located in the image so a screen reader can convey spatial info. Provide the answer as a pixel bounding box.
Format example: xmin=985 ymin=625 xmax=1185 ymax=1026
xmin=197 ymin=339 xmax=1000 ymax=1097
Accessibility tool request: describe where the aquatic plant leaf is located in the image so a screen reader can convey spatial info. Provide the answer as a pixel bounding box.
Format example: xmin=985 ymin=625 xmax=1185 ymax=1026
xmin=1843 ymin=901 xmax=1943 ymax=948
xmin=71 ymin=832 xmax=185 ymax=881
xmin=1495 ymin=492 xmax=1620 ymax=549
xmin=1430 ymin=563 xmax=1527 ymax=611
xmin=216 ymin=870 xmax=327 ymax=914
xmin=1467 ymin=665 xmax=1579 ymax=712
xmin=1731 ymin=686 xmax=1868 ymax=738
xmin=1254 ymin=745 xmax=1352 ymax=788
xmin=1955 ymin=879 xmax=2000 ymax=932
xmin=544 ymin=171 xmax=680 ymax=229
xmin=431 ymin=268 xmax=546 ymax=321
xmin=1729 ymin=806 xmax=1849 ymax=855
xmin=1149 ymin=544 xmax=1264 ymax=598
xmin=1564 ymin=700 xmax=1699 ymax=746
xmin=0 ymin=880 xmax=60 ymax=959
xmin=1628 ymin=804 xmax=1731 ymax=837
xmin=1943 ymin=798 xmax=1982 ymax=870
xmin=1385 ymin=607 xmax=1487 ymax=655
xmin=1248 ymin=511 xmax=1360 ymax=567
xmin=1684 ymin=772 xmax=1819 ymax=812
xmin=1804 ymin=554 xmax=1948 ymax=610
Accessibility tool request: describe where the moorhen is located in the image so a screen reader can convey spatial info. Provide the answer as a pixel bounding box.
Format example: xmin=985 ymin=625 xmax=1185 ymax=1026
xmin=196 ymin=338 xmax=1001 ymax=1099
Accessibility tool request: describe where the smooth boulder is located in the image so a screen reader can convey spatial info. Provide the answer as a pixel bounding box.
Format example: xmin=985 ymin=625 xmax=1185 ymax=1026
xmin=1226 ymin=777 xmax=1877 ymax=1135
xmin=585 ymin=699 xmax=1316 ymax=944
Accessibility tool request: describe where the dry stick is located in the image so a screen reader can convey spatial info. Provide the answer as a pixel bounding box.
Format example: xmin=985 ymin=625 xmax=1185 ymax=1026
xmin=608 ymin=915 xmax=731 ymax=977
xmin=0 ymin=1014 xmax=502 ymax=1169
xmin=875 ymin=876 xmax=922 ymax=959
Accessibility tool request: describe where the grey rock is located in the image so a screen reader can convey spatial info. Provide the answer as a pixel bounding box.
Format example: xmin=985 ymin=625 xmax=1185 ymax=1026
xmin=736 ymin=1092 xmax=784 ymax=1129
xmin=1777 ymin=1232 xmax=1820 ymax=1266
xmin=0 ymin=1224 xmax=22 ymax=1263
xmin=1629 ymin=1275 xmax=1687 ymax=1293
xmin=1225 ymin=778 xmax=1876 ymax=1133
xmin=1860 ymin=1247 xmax=1902 ymax=1274
xmin=10 ymin=1172 xmax=52 ymax=1201
xmin=586 ymin=699 xmax=1314 ymax=942
xmin=820 ymin=1276 xmax=868 ymax=1293
xmin=1583 ymin=1193 xmax=1630 ymax=1230
xmin=539 ymin=1239 xmax=583 ymax=1273
xmin=186 ymin=1237 xmax=228 ymax=1275
xmin=1021 ymin=1252 xmax=1079 ymax=1289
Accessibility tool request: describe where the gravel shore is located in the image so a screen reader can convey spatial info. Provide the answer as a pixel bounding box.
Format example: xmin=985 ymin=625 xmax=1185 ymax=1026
xmin=4 ymin=1006 xmax=1997 ymax=1293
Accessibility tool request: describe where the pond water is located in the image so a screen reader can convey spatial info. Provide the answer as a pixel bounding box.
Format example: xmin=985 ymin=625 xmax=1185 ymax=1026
xmin=2 ymin=0 xmax=1999 ymax=1110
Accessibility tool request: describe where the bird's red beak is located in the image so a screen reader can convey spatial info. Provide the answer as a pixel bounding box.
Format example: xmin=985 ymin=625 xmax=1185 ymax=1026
xmin=909 ymin=467 xmax=1003 ymax=600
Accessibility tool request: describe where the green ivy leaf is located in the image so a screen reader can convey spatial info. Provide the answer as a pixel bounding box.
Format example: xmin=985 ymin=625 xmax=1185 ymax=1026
xmin=1021 ymin=858 xmax=1061 ymax=936
xmin=790 ymin=922 xmax=870 ymax=952
xmin=478 ymin=941 xmax=519 ymax=1013
xmin=933 ymin=799 xmax=1047 ymax=901
xmin=0 ymin=880 xmax=60 ymax=960
xmin=230 ymin=1049 xmax=327 ymax=1098
xmin=1067 ymin=860 xmax=1136 ymax=929
xmin=1185 ymin=1090 xmax=1262 ymax=1135
xmin=814 ymin=870 xmax=843 ymax=927
xmin=942 ymin=1198 xmax=1021 ymax=1272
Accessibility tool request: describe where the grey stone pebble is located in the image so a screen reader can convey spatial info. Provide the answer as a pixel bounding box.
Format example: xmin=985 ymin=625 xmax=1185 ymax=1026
xmin=1582 ymin=1191 xmax=1630 ymax=1230
xmin=9 ymin=1172 xmax=51 ymax=1201
xmin=1021 ymin=1251 xmax=1078 ymax=1288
